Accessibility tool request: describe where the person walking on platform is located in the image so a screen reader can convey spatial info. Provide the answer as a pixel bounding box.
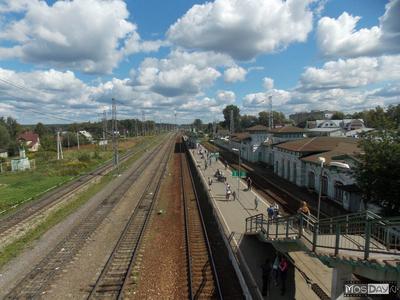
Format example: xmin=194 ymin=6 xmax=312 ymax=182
xmin=279 ymin=256 xmax=289 ymax=296
xmin=272 ymin=202 xmax=279 ymax=219
xmin=298 ymin=201 xmax=311 ymax=230
xmin=261 ymin=259 xmax=272 ymax=296
xmin=247 ymin=177 xmax=252 ymax=191
xmin=272 ymin=254 xmax=280 ymax=286
xmin=232 ymin=190 xmax=236 ymax=201
xmin=254 ymin=196 xmax=259 ymax=211
xmin=208 ymin=177 xmax=213 ymax=190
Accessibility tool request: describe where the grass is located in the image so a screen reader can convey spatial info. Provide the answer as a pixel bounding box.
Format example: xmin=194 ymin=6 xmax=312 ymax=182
xmin=0 ymin=136 xmax=159 ymax=213
xmin=0 ymin=135 xmax=163 ymax=268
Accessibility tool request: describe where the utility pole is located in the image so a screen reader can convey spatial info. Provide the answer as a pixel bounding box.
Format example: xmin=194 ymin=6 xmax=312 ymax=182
xmin=112 ymin=98 xmax=119 ymax=174
xmin=174 ymin=111 xmax=177 ymax=132
xmin=77 ymin=131 xmax=80 ymax=150
xmin=268 ymin=96 xmax=273 ymax=129
xmin=142 ymin=111 xmax=146 ymax=136
xmin=57 ymin=130 xmax=63 ymax=160
xmin=102 ymin=110 xmax=107 ymax=149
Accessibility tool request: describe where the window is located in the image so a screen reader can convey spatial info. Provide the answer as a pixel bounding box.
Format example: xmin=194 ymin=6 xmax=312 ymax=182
xmin=321 ymin=175 xmax=328 ymax=196
xmin=334 ymin=181 xmax=344 ymax=203
xmin=308 ymin=171 xmax=315 ymax=189
xmin=293 ymin=162 xmax=297 ymax=184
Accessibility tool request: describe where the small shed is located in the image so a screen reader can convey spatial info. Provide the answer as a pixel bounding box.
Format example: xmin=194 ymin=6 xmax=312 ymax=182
xmin=0 ymin=149 xmax=8 ymax=158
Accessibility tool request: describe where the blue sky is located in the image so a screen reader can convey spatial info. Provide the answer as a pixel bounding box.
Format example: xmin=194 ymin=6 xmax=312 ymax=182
xmin=0 ymin=0 xmax=399 ymax=124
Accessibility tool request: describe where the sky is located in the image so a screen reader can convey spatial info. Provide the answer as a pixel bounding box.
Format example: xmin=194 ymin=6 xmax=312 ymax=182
xmin=0 ymin=0 xmax=399 ymax=124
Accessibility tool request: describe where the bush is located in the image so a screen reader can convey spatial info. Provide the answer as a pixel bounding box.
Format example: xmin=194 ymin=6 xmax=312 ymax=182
xmin=78 ymin=153 xmax=91 ymax=162
xmin=92 ymin=151 xmax=101 ymax=160
xmin=59 ymin=161 xmax=88 ymax=176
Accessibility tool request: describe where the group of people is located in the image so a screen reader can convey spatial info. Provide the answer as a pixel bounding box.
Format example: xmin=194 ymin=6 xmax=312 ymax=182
xmin=267 ymin=202 xmax=279 ymax=219
xmin=224 ymin=182 xmax=236 ymax=200
xmin=261 ymin=253 xmax=289 ymax=297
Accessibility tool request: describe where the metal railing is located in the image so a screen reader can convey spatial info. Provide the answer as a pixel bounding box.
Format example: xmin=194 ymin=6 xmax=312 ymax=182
xmin=245 ymin=210 xmax=400 ymax=260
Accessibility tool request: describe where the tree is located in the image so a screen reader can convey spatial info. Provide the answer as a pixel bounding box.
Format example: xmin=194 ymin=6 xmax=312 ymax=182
xmin=222 ymin=105 xmax=240 ymax=132
xmin=240 ymin=114 xmax=257 ymax=129
xmin=0 ymin=124 xmax=10 ymax=150
xmin=193 ymin=119 xmax=203 ymax=131
xmin=258 ymin=111 xmax=288 ymax=127
xmin=331 ymin=111 xmax=345 ymax=119
xmin=354 ymin=130 xmax=400 ymax=216
xmin=386 ymin=104 xmax=400 ymax=128
xmin=34 ymin=122 xmax=48 ymax=137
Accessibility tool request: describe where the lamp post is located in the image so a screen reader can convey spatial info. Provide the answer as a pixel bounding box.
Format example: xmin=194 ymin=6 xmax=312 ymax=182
xmin=232 ymin=141 xmax=242 ymax=201
xmin=316 ymin=156 xmax=326 ymax=223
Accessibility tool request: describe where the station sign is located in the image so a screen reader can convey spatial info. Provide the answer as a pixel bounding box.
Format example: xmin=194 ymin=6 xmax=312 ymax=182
xmin=232 ymin=170 xmax=246 ymax=178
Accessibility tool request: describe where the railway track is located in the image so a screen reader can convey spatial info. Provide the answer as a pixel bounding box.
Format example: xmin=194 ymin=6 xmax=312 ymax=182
xmin=203 ymin=142 xmax=331 ymax=218
xmin=0 ymin=137 xmax=163 ymax=248
xmin=180 ymin=140 xmax=222 ymax=299
xmin=4 ymin=136 xmax=173 ymax=299
xmin=87 ymin=137 xmax=174 ymax=299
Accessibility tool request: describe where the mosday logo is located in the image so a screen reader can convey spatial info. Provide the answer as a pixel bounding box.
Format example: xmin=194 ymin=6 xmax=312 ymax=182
xmin=368 ymin=283 xmax=389 ymax=294
xmin=344 ymin=281 xmax=398 ymax=297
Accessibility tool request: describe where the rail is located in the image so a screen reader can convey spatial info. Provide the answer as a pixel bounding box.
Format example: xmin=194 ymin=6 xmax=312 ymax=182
xmin=245 ymin=210 xmax=400 ymax=260
xmin=181 ymin=140 xmax=223 ymax=299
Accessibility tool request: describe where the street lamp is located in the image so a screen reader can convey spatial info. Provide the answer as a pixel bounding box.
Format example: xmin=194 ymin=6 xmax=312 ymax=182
xmin=232 ymin=141 xmax=242 ymax=201
xmin=316 ymin=156 xmax=326 ymax=223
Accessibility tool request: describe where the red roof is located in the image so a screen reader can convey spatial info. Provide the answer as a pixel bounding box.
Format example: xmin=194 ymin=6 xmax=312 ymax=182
xmin=276 ymin=137 xmax=357 ymax=152
xmin=18 ymin=131 xmax=39 ymax=145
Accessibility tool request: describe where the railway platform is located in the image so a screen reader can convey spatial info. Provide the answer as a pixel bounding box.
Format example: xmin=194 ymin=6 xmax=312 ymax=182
xmin=189 ymin=146 xmax=332 ymax=299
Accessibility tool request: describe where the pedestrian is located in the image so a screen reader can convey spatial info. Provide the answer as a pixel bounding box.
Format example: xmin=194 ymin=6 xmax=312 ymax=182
xmin=247 ymin=177 xmax=252 ymax=191
xmin=254 ymin=196 xmax=259 ymax=210
xmin=298 ymin=201 xmax=310 ymax=215
xmin=272 ymin=254 xmax=280 ymax=286
xmin=298 ymin=201 xmax=311 ymax=230
xmin=208 ymin=177 xmax=213 ymax=190
xmin=232 ymin=190 xmax=236 ymax=201
xmin=273 ymin=202 xmax=279 ymax=219
xmin=260 ymin=259 xmax=272 ymax=296
xmin=279 ymin=256 xmax=289 ymax=295
xmin=204 ymin=160 xmax=208 ymax=170
xmin=226 ymin=188 xmax=231 ymax=200
xmin=224 ymin=160 xmax=228 ymax=170
xmin=267 ymin=206 xmax=274 ymax=219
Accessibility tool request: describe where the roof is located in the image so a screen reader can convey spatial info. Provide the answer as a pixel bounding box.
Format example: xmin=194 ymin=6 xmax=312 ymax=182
xmin=307 ymin=128 xmax=344 ymax=132
xmin=276 ymin=137 xmax=357 ymax=152
xmin=246 ymin=125 xmax=269 ymax=132
xmin=301 ymin=142 xmax=361 ymax=165
xmin=18 ymin=131 xmax=39 ymax=145
xmin=268 ymin=126 xmax=307 ymax=134
xmin=231 ymin=132 xmax=251 ymax=142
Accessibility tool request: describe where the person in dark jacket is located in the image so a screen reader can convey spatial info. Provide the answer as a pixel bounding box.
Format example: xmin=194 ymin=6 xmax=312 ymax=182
xmin=261 ymin=259 xmax=272 ymax=296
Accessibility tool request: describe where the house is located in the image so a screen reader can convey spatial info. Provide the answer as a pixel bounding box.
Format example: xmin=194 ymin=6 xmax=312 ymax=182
xmin=79 ymin=130 xmax=93 ymax=142
xmin=307 ymin=127 xmax=346 ymax=137
xmin=260 ymin=126 xmax=308 ymax=165
xmin=273 ymin=137 xmax=363 ymax=211
xmin=18 ymin=131 xmax=40 ymax=152
xmin=0 ymin=148 xmax=8 ymax=158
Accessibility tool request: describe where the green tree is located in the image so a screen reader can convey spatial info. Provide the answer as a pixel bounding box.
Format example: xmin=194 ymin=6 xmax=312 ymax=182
xmin=258 ymin=111 xmax=288 ymax=127
xmin=0 ymin=124 xmax=10 ymax=150
xmin=386 ymin=104 xmax=400 ymax=128
xmin=34 ymin=122 xmax=48 ymax=137
xmin=193 ymin=119 xmax=203 ymax=131
xmin=355 ymin=130 xmax=400 ymax=215
xmin=240 ymin=114 xmax=257 ymax=129
xmin=222 ymin=105 xmax=240 ymax=131
xmin=331 ymin=111 xmax=345 ymax=119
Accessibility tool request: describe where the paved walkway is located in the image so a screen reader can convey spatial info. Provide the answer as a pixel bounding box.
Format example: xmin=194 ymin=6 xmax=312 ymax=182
xmin=190 ymin=146 xmax=332 ymax=299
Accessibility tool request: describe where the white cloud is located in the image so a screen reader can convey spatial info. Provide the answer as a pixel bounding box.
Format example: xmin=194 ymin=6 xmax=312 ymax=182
xmin=224 ymin=66 xmax=247 ymax=82
xmin=0 ymin=0 xmax=161 ymax=73
xmin=317 ymin=0 xmax=400 ymax=57
xmin=167 ymin=0 xmax=313 ymax=60
xmin=243 ymin=89 xmax=291 ymax=108
xmin=131 ymin=50 xmax=232 ymax=97
xmin=263 ymin=77 xmax=274 ymax=90
xmin=216 ymin=90 xmax=235 ymax=104
xmin=300 ymin=55 xmax=400 ymax=90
